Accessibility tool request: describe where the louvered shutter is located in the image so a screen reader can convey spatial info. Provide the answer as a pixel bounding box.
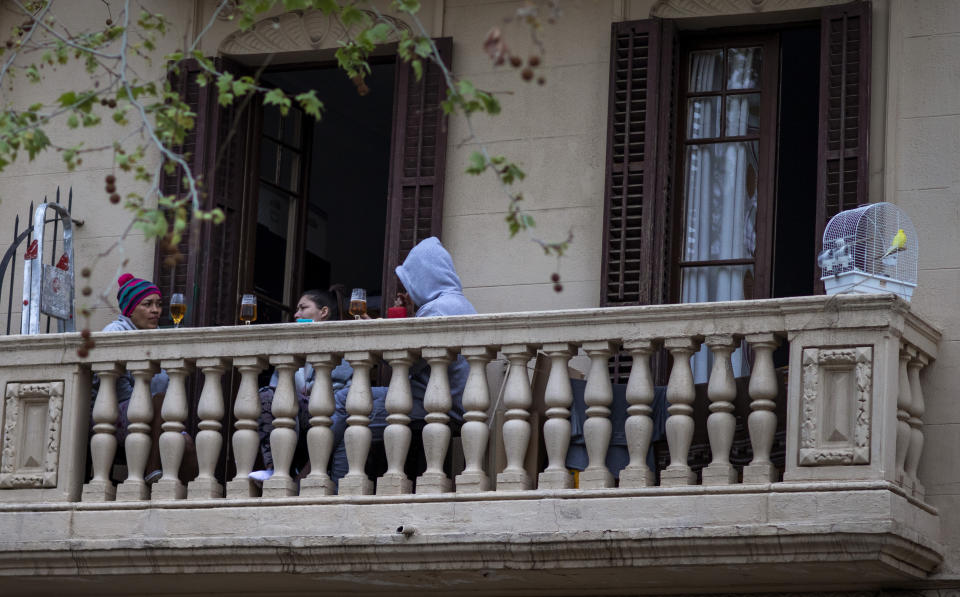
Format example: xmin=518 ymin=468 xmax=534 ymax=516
xmin=815 ymin=2 xmax=871 ymax=269
xmin=601 ymin=19 xmax=676 ymax=308
xmin=382 ymin=38 xmax=452 ymax=302
xmin=155 ymin=59 xmax=206 ymax=327
xmin=154 ymin=58 xmax=251 ymax=327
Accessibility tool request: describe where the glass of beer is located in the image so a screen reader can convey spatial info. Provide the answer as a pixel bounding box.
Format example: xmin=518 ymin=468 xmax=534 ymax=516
xmin=170 ymin=293 xmax=186 ymax=328
xmin=349 ymin=288 xmax=367 ymax=319
xmin=240 ymin=294 xmax=257 ymax=325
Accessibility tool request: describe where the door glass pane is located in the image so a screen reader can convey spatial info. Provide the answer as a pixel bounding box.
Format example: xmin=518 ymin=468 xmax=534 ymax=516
xmin=263 ymin=104 xmax=282 ymax=139
xmin=680 ymin=264 xmax=755 ymax=302
xmin=686 ymin=97 xmax=721 ymax=139
xmin=280 ymin=108 xmax=302 ymax=147
xmin=726 ymin=47 xmax=762 ymax=89
xmin=726 ymin=93 xmax=760 ymax=136
xmin=688 ymin=50 xmax=724 ymax=92
xmin=681 ymin=141 xmax=759 ymax=263
xmin=253 ymin=184 xmax=292 ymax=318
xmin=259 ymin=139 xmax=300 ymax=191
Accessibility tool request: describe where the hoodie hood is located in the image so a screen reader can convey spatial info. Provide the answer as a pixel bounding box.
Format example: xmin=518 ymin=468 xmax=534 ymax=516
xmin=395 ymin=237 xmax=476 ymax=317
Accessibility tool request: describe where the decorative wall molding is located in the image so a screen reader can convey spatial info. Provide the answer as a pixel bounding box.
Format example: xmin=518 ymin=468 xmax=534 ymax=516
xmin=219 ymin=9 xmax=412 ymax=55
xmin=0 ymin=381 xmax=64 ymax=489
xmin=650 ymin=0 xmax=854 ymax=18
xmin=799 ymin=347 xmax=872 ymax=466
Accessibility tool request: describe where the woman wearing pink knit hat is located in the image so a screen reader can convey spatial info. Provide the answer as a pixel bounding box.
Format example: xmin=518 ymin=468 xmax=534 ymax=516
xmin=91 ymin=273 xmax=197 ymax=484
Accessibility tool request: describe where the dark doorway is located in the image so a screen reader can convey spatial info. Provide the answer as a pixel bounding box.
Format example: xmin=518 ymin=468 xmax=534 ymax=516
xmin=251 ymin=62 xmax=396 ymax=322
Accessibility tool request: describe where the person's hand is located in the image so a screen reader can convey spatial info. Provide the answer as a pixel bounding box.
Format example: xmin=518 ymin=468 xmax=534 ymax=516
xmin=397 ymin=292 xmax=415 ymax=316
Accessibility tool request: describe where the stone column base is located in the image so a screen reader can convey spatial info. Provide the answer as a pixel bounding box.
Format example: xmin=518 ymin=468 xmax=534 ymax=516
xmin=537 ymin=469 xmax=573 ymax=490
xmin=618 ymin=466 xmax=654 ymax=488
xmin=496 ymin=470 xmax=532 ymax=491
xmin=338 ymin=475 xmax=373 ymax=496
xmin=299 ymin=476 xmax=335 ymax=496
xmin=455 ymin=471 xmax=490 ymax=493
xmin=116 ymin=479 xmax=149 ymax=501
xmin=376 ymin=473 xmax=411 ymax=495
xmin=151 ymin=479 xmax=185 ymax=500
xmin=81 ymin=480 xmax=116 ymax=502
xmin=225 ymin=478 xmax=261 ymax=499
xmin=415 ymin=472 xmax=452 ymax=494
xmin=579 ymin=468 xmax=614 ymax=489
xmin=743 ymin=462 xmax=777 ymax=484
xmin=702 ymin=463 xmax=737 ymax=485
xmin=188 ymin=477 xmax=225 ymax=499
xmin=660 ymin=466 xmax=696 ymax=487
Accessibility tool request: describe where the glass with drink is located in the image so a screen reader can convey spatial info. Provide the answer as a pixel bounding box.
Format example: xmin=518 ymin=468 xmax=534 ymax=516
xmin=240 ymin=294 xmax=257 ymax=325
xmin=349 ymin=288 xmax=367 ymax=319
xmin=170 ymin=293 xmax=186 ymax=328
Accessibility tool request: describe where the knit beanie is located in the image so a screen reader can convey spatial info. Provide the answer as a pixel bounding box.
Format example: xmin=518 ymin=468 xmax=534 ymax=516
xmin=117 ymin=273 xmax=161 ymax=317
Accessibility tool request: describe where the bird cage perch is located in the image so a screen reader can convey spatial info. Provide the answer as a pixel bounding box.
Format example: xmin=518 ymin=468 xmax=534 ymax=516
xmin=818 ymin=202 xmax=918 ymax=301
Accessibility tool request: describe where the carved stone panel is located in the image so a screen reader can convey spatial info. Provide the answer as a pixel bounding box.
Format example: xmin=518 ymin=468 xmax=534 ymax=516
xmin=650 ymin=0 xmax=852 ymax=18
xmin=219 ymin=9 xmax=412 ymax=54
xmin=799 ymin=347 xmax=872 ymax=466
xmin=0 ymin=381 xmax=65 ymax=488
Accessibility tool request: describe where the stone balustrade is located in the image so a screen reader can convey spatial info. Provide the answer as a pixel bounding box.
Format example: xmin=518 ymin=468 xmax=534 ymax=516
xmin=0 ymin=294 xmax=939 ymax=504
xmin=0 ymin=294 xmax=946 ymax=592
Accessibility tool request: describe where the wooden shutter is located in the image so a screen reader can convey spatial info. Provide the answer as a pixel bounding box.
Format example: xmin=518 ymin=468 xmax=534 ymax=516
xmin=601 ymin=19 xmax=677 ymax=308
xmin=815 ymin=2 xmax=871 ymax=262
xmin=154 ymin=58 xmax=252 ymax=327
xmin=382 ymin=38 xmax=452 ymax=302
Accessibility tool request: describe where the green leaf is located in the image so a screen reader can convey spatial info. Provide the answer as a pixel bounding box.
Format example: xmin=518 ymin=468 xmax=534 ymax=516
xmin=466 ymin=151 xmax=486 ymax=175
xmin=66 ymin=113 xmax=79 ymax=128
xmin=294 ymin=90 xmax=323 ymax=120
xmin=264 ymin=88 xmax=292 ymax=116
xmin=57 ymin=91 xmax=77 ymax=108
xmin=411 ymin=59 xmax=423 ymax=81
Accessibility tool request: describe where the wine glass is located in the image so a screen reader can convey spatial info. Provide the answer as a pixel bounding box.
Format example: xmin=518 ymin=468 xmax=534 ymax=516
xmin=240 ymin=294 xmax=257 ymax=325
xmin=170 ymin=293 xmax=186 ymax=328
xmin=349 ymin=288 xmax=367 ymax=319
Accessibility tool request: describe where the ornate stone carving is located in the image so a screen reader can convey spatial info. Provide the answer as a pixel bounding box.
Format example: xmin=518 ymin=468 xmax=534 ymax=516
xmin=799 ymin=347 xmax=872 ymax=466
xmin=219 ymin=9 xmax=412 ymax=54
xmin=650 ymin=0 xmax=853 ymax=18
xmin=0 ymin=381 xmax=65 ymax=488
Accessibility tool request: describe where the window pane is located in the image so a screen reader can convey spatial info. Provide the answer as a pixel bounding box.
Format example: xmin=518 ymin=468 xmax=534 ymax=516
xmin=686 ymin=96 xmax=721 ymax=139
xmin=726 ymin=47 xmax=762 ymax=89
xmin=278 ymin=147 xmax=300 ymax=192
xmin=680 ymin=264 xmax=755 ymax=302
xmin=688 ymin=50 xmax=724 ymax=92
xmin=254 ymin=184 xmax=292 ymax=306
xmin=681 ymin=141 xmax=759 ymax=262
xmin=263 ymin=104 xmax=282 ymax=139
xmin=281 ymin=109 xmax=302 ymax=147
xmin=260 ymin=139 xmax=278 ymax=183
xmin=725 ymin=93 xmax=760 ymax=136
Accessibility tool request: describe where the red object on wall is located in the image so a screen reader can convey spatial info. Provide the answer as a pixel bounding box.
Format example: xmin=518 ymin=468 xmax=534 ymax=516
xmin=387 ymin=306 xmax=408 ymax=319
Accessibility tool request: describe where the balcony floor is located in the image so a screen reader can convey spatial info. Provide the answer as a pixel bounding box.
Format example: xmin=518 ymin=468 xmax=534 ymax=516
xmin=0 ymin=481 xmax=942 ymax=596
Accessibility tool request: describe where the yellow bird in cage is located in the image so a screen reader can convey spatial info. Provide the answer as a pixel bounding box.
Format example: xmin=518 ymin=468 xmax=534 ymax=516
xmin=877 ymin=228 xmax=907 ymax=260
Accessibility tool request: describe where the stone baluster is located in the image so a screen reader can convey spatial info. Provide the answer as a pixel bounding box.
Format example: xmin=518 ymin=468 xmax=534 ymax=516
xmin=538 ymin=343 xmax=576 ymax=490
xmin=457 ymin=346 xmax=496 ymax=493
xmin=661 ymin=337 xmax=700 ymax=486
xmin=82 ymin=362 xmax=123 ymax=502
xmin=116 ymin=361 xmax=159 ymax=501
xmin=497 ymin=344 xmax=535 ymax=491
xmin=153 ymin=359 xmax=193 ymax=500
xmin=620 ymin=339 xmax=657 ymax=488
xmin=377 ymin=349 xmax=417 ymax=495
xmin=894 ymin=346 xmax=913 ymax=486
xmin=227 ymin=356 xmax=267 ymax=498
xmin=299 ymin=353 xmax=339 ymax=496
xmin=905 ymin=352 xmax=928 ymax=498
xmin=262 ymin=355 xmax=304 ymax=497
xmin=743 ymin=334 xmax=780 ymax=483
xmin=702 ymin=336 xmax=739 ymax=485
xmin=188 ymin=358 xmax=228 ymax=499
xmin=339 ymin=351 xmax=375 ymax=496
xmin=580 ymin=341 xmax=618 ymax=489
xmin=417 ymin=347 xmax=457 ymax=494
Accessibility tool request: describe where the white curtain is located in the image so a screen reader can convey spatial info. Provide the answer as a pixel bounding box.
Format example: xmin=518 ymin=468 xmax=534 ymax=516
xmin=682 ymin=48 xmax=760 ymax=384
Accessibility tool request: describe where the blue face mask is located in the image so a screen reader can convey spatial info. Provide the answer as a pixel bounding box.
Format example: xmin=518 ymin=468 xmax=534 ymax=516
xmin=296 ymin=318 xmax=313 ymax=323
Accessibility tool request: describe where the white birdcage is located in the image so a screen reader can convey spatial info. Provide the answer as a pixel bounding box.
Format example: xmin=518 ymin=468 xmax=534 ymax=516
xmin=819 ymin=202 xmax=918 ymax=301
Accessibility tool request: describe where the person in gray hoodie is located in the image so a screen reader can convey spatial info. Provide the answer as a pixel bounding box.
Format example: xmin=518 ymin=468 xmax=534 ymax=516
xmin=330 ymin=237 xmax=476 ymax=481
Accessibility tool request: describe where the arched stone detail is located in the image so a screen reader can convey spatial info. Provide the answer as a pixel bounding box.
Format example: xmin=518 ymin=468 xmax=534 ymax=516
xmin=219 ymin=9 xmax=412 ymax=55
xmin=650 ymin=0 xmax=855 ymax=18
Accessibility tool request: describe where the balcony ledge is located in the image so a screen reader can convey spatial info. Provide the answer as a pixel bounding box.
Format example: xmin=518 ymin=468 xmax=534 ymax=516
xmin=0 ymin=481 xmax=941 ymax=595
